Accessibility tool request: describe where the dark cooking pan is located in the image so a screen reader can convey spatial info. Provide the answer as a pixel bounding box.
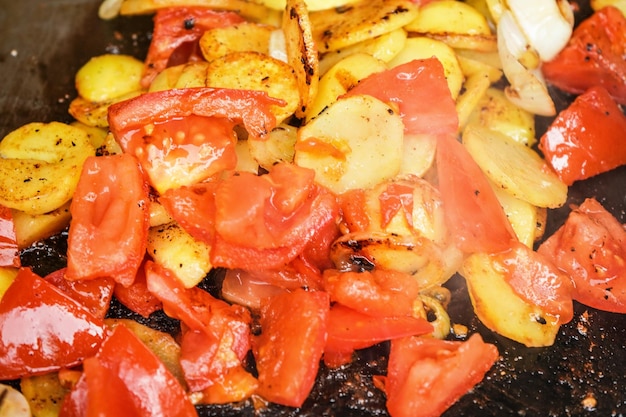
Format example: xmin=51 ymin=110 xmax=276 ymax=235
xmin=2 ymin=0 xmax=625 ymax=416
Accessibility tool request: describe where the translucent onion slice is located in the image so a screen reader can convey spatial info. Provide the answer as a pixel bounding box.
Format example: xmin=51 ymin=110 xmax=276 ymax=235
xmin=506 ymin=0 xmax=573 ymax=62
xmin=497 ymin=11 xmax=556 ymax=116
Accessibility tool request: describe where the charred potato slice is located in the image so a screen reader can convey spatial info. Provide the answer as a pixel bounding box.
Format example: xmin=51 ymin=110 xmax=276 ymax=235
xmin=205 ymin=51 xmax=300 ymax=124
xmin=0 ymin=122 xmax=95 ymax=215
xmin=283 ymin=0 xmax=319 ymax=118
xmin=309 ymin=0 xmax=418 ymax=53
xmin=199 ymin=22 xmax=274 ymax=62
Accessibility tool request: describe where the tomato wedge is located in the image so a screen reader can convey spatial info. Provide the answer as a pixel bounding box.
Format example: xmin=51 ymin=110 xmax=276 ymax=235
xmin=540 ymin=85 xmax=626 ymax=185
xmin=141 ymin=6 xmax=245 ymax=87
xmin=66 ymin=154 xmax=150 ymax=287
xmin=112 ymin=262 xmax=162 ymax=318
xmin=436 ymin=135 xmax=517 ymax=253
xmin=538 ymin=198 xmax=626 ymax=313
xmin=60 ymin=324 xmax=197 ymax=417
xmin=385 ymin=334 xmax=498 ymax=417
xmin=253 ymin=289 xmax=329 ymax=408
xmin=344 ymin=57 xmax=458 ymax=136
xmin=0 ymin=205 xmax=19 ymax=267
xmin=0 ymin=268 xmax=105 ymax=379
xmin=542 ymin=6 xmax=626 ymax=105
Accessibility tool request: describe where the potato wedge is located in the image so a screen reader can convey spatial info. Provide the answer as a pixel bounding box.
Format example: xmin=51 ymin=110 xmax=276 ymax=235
xmin=388 ymin=37 xmax=464 ymax=100
xmin=306 ymin=52 xmax=387 ymax=121
xmin=462 ymin=125 xmax=567 ymax=208
xmin=199 ymin=22 xmax=274 ymax=62
xmin=490 ymin=181 xmax=539 ymax=248
xmin=205 ymin=51 xmax=299 ymax=124
xmin=0 ymin=267 xmax=18 ymax=301
xmin=461 ymin=251 xmax=563 ymax=347
xmin=283 ymin=0 xmax=319 ymax=118
xmin=0 ymin=122 xmax=95 ymax=215
xmin=455 ymin=70 xmax=492 ymax=132
xmin=295 ymin=94 xmax=404 ymax=193
xmin=11 ymin=202 xmax=71 ymax=249
xmin=147 ymin=222 xmax=212 ymax=289
xmin=309 ymin=0 xmax=418 ymax=53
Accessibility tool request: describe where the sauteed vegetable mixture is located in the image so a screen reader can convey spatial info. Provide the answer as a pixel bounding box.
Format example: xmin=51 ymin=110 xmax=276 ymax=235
xmin=1 ymin=0 xmax=626 ymax=416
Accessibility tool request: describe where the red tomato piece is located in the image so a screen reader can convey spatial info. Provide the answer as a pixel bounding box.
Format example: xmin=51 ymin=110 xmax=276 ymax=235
xmin=378 ymin=182 xmax=415 ymax=230
xmin=542 ymin=6 xmax=626 ymax=105
xmin=253 ymin=289 xmax=329 ymax=408
xmin=0 ymin=205 xmax=19 ymax=267
xmin=60 ymin=324 xmax=197 ymax=417
xmin=539 ymin=85 xmax=626 ymax=185
xmin=492 ymin=241 xmax=574 ymax=323
xmin=44 ymin=268 xmax=115 ymax=319
xmin=66 ymin=154 xmax=150 ymax=287
xmin=344 ymin=57 xmax=458 ymax=136
xmin=113 ymin=262 xmax=162 ymax=318
xmin=538 ymin=198 xmax=626 ymax=313
xmin=436 ymin=135 xmax=517 ymax=253
xmin=141 ymin=7 xmax=245 ymax=87
xmin=0 ymin=268 xmax=105 ymax=379
xmin=338 ymin=188 xmax=370 ymax=232
xmin=385 ymin=334 xmax=498 ymax=417
xmin=325 ymin=304 xmax=433 ymax=356
xmin=323 ymin=269 xmax=420 ymax=317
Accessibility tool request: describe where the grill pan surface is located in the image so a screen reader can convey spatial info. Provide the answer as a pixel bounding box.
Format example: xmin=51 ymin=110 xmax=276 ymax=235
xmin=2 ymin=1 xmax=626 ymax=416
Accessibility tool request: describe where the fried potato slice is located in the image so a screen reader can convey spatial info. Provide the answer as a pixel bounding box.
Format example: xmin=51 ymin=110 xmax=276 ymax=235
xmin=75 ymin=54 xmax=144 ymax=103
xmin=205 ymin=51 xmax=299 ymax=123
xmin=309 ymin=0 xmax=418 ymax=53
xmin=118 ymin=0 xmax=274 ymax=22
xmin=254 ymin=0 xmax=361 ymax=11
xmin=0 ymin=122 xmax=95 ymax=215
xmin=149 ymin=62 xmax=211 ymax=92
xmin=295 ymin=94 xmax=404 ymax=194
xmin=199 ymin=22 xmax=274 ymax=62
xmin=282 ymin=0 xmax=319 ymax=118
xmin=20 ymin=373 xmax=68 ymax=417
xmin=462 ymin=125 xmax=567 ymax=208
xmin=69 ymin=90 xmax=142 ymax=128
xmin=248 ymin=123 xmax=298 ymax=170
xmin=11 ymin=203 xmax=71 ymax=249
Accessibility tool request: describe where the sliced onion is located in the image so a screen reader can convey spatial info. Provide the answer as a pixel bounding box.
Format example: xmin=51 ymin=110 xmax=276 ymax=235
xmin=497 ymin=11 xmax=556 ymax=116
xmin=506 ymin=0 xmax=573 ymax=62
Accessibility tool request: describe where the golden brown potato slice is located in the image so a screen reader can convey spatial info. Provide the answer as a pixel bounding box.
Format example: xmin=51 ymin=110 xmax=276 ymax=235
xmin=282 ymin=0 xmax=319 ymax=118
xmin=199 ymin=22 xmax=274 ymax=62
xmin=20 ymin=373 xmax=68 ymax=417
xmin=205 ymin=51 xmax=300 ymax=123
xmin=118 ymin=0 xmax=274 ymax=22
xmin=309 ymin=0 xmax=418 ymax=53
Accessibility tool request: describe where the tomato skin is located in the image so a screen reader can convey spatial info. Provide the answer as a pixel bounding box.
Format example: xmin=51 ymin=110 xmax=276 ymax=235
xmin=0 ymin=268 xmax=105 ymax=380
xmin=323 ymin=269 xmax=420 ymax=317
xmin=44 ymin=268 xmax=115 ymax=319
xmin=112 ymin=262 xmax=162 ymax=318
xmin=344 ymin=57 xmax=458 ymax=136
xmin=385 ymin=334 xmax=498 ymax=417
xmin=142 ymin=7 xmax=245 ymax=87
xmin=0 ymin=205 xmax=19 ymax=267
xmin=436 ymin=135 xmax=517 ymax=253
xmin=325 ymin=304 xmax=433 ymax=355
xmin=66 ymin=154 xmax=150 ymax=287
xmin=60 ymin=324 xmax=197 ymax=417
xmin=108 ymin=87 xmax=282 ymax=141
xmin=253 ymin=289 xmax=329 ymax=408
xmin=542 ymin=6 xmax=626 ymax=105
xmin=538 ymin=198 xmax=626 ymax=313
xmin=492 ymin=241 xmax=574 ymax=323
xmin=539 ymin=85 xmax=626 ymax=185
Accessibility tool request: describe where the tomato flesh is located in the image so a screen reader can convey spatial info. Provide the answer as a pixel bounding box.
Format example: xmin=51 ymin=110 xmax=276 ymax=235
xmin=540 ymin=85 xmax=626 ymax=185
xmin=0 ymin=268 xmax=105 ymax=380
xmin=538 ymin=198 xmax=626 ymax=313
xmin=542 ymin=6 xmax=626 ymax=105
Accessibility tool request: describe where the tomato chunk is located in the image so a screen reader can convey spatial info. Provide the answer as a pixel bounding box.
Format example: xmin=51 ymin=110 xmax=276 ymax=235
xmin=436 ymin=135 xmax=516 ymax=253
xmin=538 ymin=198 xmax=626 ymax=313
xmin=542 ymin=6 xmax=626 ymax=105
xmin=540 ymin=85 xmax=626 ymax=185
xmin=66 ymin=154 xmax=150 ymax=287
xmin=60 ymin=324 xmax=196 ymax=417
xmin=385 ymin=334 xmax=498 ymax=417
xmin=141 ymin=6 xmax=245 ymax=87
xmin=0 ymin=268 xmax=105 ymax=379
xmin=344 ymin=57 xmax=458 ymax=136
xmin=253 ymin=289 xmax=329 ymax=408
xmin=0 ymin=205 xmax=19 ymax=267
xmin=112 ymin=262 xmax=162 ymax=318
